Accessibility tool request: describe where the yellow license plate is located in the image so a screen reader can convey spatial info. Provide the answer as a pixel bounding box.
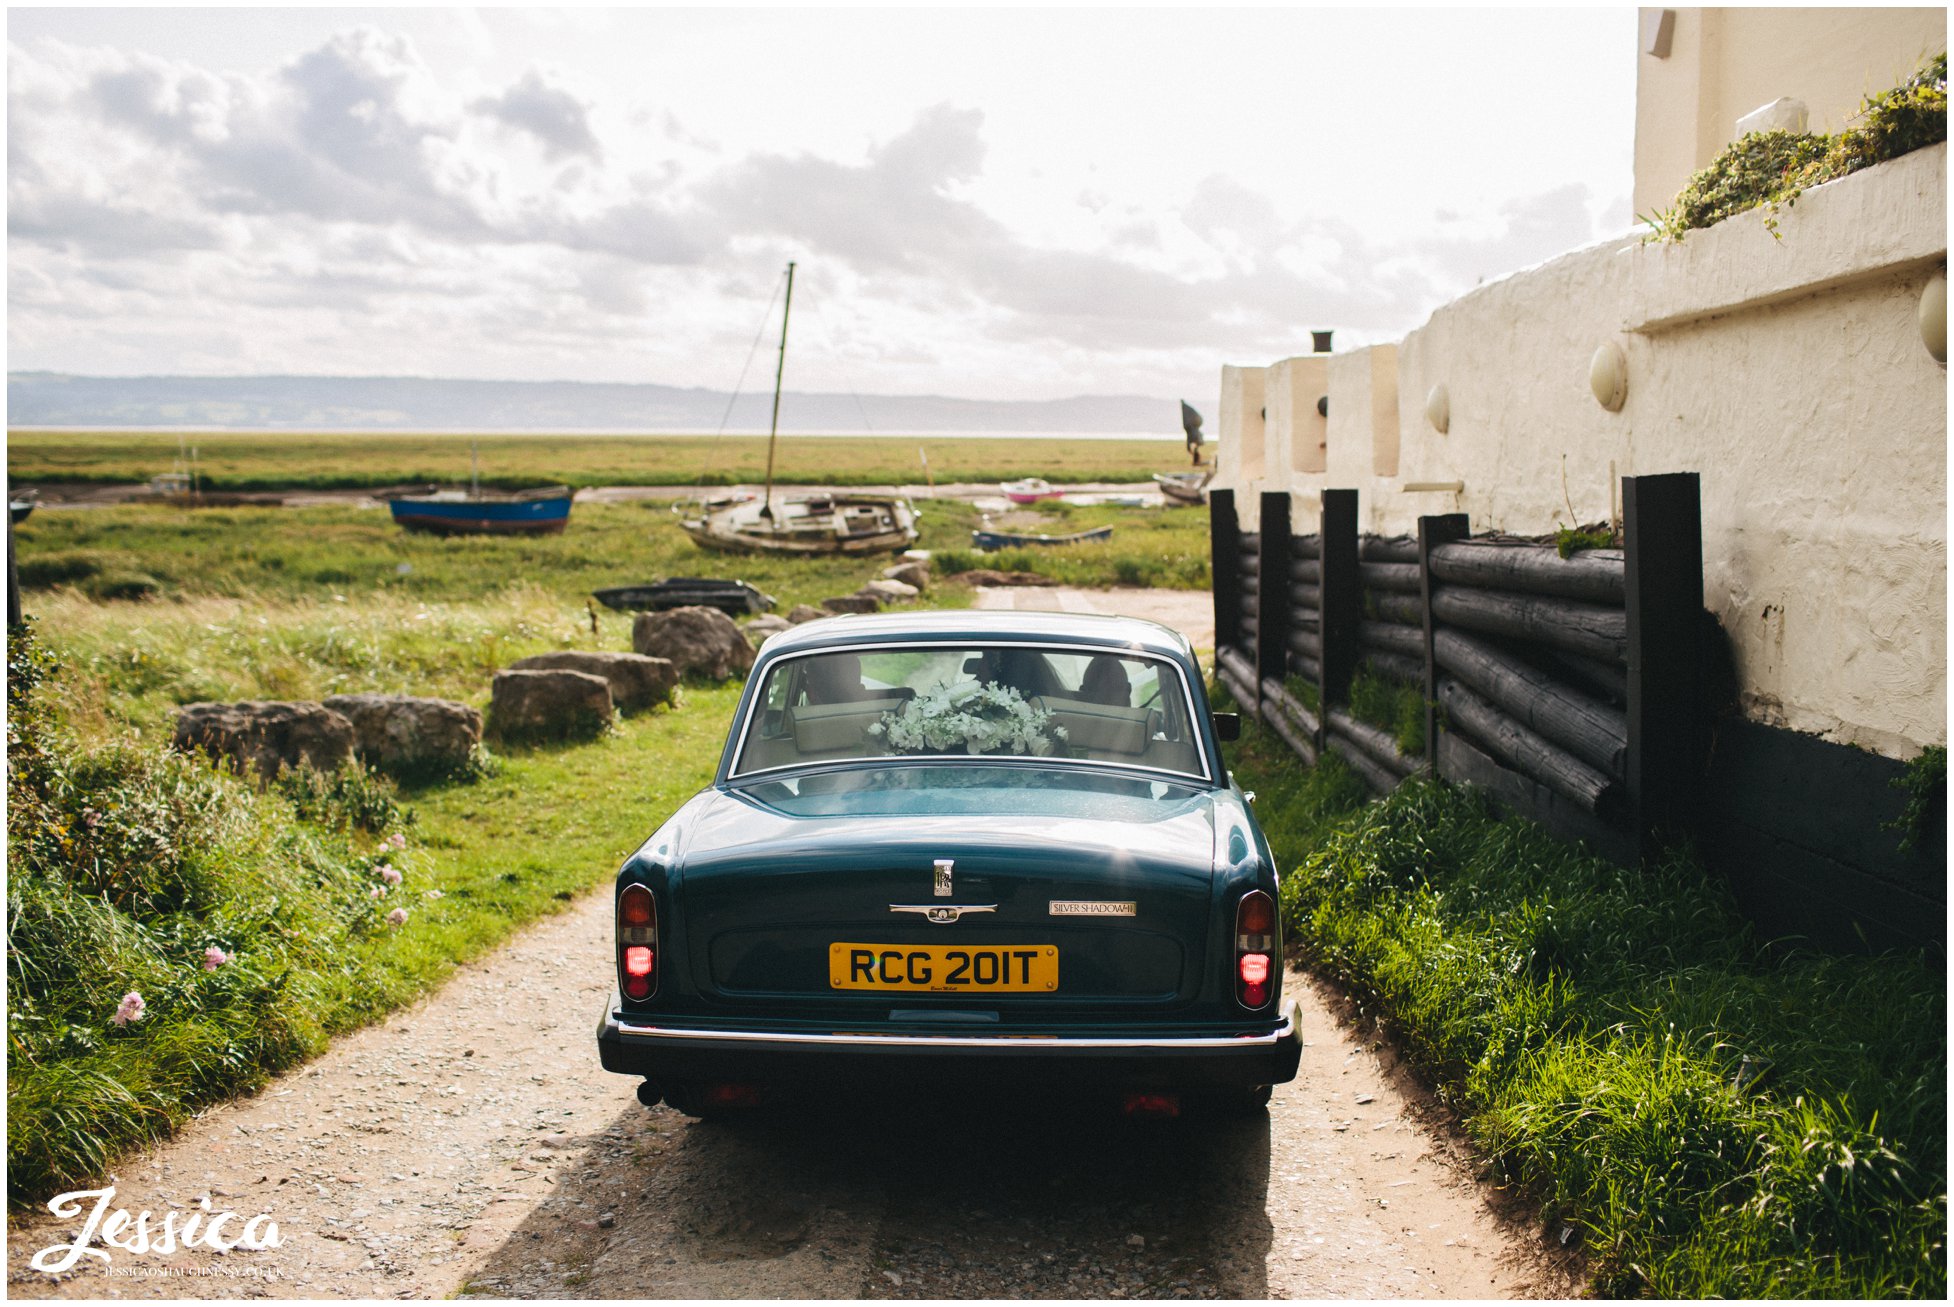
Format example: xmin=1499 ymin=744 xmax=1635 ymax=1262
xmin=829 ymin=943 xmax=1059 ymax=992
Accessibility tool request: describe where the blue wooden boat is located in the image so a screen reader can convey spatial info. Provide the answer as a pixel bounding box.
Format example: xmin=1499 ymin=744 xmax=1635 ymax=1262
xmin=384 ymin=485 xmax=574 ymax=536
xmin=972 ymin=524 xmax=1113 ymax=551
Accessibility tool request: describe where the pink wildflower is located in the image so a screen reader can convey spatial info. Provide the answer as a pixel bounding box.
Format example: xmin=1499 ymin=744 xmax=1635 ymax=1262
xmin=379 ymin=865 xmax=402 ymax=886
xmin=111 ymin=991 xmax=146 ymax=1026
xmin=387 ymin=907 xmax=408 ymax=927
xmin=203 ymin=946 xmax=228 ymax=971
xmin=387 ymin=832 xmax=408 ymax=851
xmin=370 ymin=886 xmax=385 ymax=900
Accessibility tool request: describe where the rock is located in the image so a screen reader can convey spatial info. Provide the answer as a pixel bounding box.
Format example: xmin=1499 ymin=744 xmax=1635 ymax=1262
xmin=882 ymin=562 xmax=930 ymax=590
xmin=743 ymin=615 xmax=792 ymax=642
xmin=505 ymin=652 xmax=678 ymax=713
xmin=321 ymin=694 xmax=482 ymax=777
xmin=173 ymin=701 xmax=356 ymax=781
xmin=857 ymin=578 xmax=919 ymax=603
xmin=946 ymin=569 xmax=1056 ymax=587
xmin=785 ymin=604 xmax=830 ymax=625
xmin=489 ymin=669 xmax=614 ymax=741
xmin=821 ymin=594 xmax=881 ymax=614
xmin=630 ymin=606 xmax=756 ymax=681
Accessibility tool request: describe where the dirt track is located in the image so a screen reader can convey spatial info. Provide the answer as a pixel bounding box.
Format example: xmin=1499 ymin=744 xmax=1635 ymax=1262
xmin=7 ymin=888 xmax=1577 ymax=1301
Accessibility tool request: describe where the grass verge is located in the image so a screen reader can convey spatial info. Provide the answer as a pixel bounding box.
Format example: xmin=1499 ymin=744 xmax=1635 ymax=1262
xmin=1222 ymin=711 xmax=1947 ymax=1297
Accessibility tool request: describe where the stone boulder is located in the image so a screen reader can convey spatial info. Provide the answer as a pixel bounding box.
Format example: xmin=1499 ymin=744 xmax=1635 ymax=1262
xmin=631 ymin=605 xmax=756 ymax=681
xmin=821 ymin=594 xmax=881 ymax=614
xmin=946 ymin=569 xmax=1056 ymax=587
xmin=744 ymin=615 xmax=792 ymax=641
xmin=858 ymin=578 xmax=919 ymax=604
xmin=786 ymin=604 xmax=831 ymax=624
xmin=506 ymin=651 xmax=678 ymax=713
xmin=490 ymin=669 xmax=614 ymax=741
xmin=883 ymin=562 xmax=930 ymax=591
xmin=172 ymin=701 xmax=356 ymax=781
xmin=321 ymin=694 xmax=482 ymax=777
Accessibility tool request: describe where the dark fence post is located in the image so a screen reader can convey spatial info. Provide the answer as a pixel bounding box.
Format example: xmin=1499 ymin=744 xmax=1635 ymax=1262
xmin=1256 ymin=492 xmax=1293 ymax=692
xmin=1209 ymin=488 xmax=1242 ymax=657
xmin=1318 ymin=490 xmax=1361 ymax=716
xmin=7 ymin=508 xmax=19 ymax=630
xmin=1623 ymin=473 xmax=1704 ymax=855
xmin=1418 ymin=512 xmax=1472 ymax=776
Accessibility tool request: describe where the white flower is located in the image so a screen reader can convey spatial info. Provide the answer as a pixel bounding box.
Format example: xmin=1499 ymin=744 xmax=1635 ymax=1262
xmin=873 ymin=680 xmax=1062 ymax=758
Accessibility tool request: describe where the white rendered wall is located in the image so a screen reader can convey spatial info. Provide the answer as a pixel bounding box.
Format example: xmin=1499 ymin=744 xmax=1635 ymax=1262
xmin=1214 ymin=144 xmax=1947 ymax=758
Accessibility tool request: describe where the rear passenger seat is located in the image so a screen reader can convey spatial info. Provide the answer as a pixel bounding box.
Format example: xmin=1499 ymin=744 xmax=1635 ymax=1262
xmin=1030 ymin=695 xmax=1150 ymax=756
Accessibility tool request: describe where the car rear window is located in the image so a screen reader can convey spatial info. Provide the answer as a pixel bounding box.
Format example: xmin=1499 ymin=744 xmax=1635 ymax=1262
xmin=731 ymin=645 xmax=1208 ymax=781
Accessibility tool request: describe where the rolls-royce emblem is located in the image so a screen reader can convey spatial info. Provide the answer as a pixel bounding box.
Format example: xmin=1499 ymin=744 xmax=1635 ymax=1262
xmin=933 ymin=858 xmax=954 ymax=897
xmin=891 ymin=904 xmax=996 ymax=924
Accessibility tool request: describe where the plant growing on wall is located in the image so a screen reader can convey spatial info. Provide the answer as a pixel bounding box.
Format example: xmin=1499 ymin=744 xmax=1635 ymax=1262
xmin=1644 ymin=51 xmax=1946 ymax=242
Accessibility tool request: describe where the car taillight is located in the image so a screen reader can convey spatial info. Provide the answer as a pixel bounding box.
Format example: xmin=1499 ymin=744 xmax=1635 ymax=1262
xmin=618 ymin=884 xmax=656 ymax=1000
xmin=1235 ymin=890 xmax=1275 ymax=1009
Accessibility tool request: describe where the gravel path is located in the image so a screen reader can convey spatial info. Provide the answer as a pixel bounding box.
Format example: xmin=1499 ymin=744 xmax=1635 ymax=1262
xmin=7 ymin=886 xmax=1578 ymax=1300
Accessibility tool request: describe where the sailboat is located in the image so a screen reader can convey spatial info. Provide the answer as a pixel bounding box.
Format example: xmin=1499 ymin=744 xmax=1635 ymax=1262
xmin=680 ymin=263 xmax=920 ymax=555
xmin=381 ymin=440 xmax=573 ymax=536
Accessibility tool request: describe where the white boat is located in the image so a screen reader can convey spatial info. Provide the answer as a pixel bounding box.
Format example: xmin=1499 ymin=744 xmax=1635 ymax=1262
xmin=1001 ymin=477 xmax=1065 ymax=504
xmin=681 ymin=262 xmax=920 ymax=556
xmin=1153 ymin=470 xmax=1215 ymax=504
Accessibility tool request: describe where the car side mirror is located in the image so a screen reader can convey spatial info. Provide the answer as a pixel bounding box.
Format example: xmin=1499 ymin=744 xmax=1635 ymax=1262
xmin=1211 ymin=712 xmax=1241 ymax=742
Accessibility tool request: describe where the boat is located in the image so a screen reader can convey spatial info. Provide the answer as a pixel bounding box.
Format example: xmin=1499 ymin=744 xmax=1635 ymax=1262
xmin=381 ymin=441 xmax=574 ymax=536
xmin=383 ymin=484 xmax=574 ymax=536
xmin=1153 ymin=469 xmax=1215 ymax=504
xmin=972 ymin=524 xmax=1114 ymax=551
xmin=10 ymin=489 xmax=38 ymax=524
xmin=681 ymin=262 xmax=920 ymax=556
xmin=592 ymin=578 xmax=776 ymax=616
xmin=1000 ymin=477 xmax=1065 ymax=504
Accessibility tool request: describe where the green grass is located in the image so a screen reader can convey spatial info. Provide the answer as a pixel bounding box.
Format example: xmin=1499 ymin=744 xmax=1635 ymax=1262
xmin=1347 ymin=663 xmax=1424 ymax=756
xmin=1222 ymin=719 xmax=1947 ymax=1298
xmin=11 ymin=497 xmax=1211 ymax=615
xmin=7 ymin=429 xmax=1186 ymax=491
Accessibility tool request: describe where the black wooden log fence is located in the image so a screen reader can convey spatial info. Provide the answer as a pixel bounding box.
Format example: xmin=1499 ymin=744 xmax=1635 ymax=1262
xmin=1213 ymin=477 xmax=1704 ymax=866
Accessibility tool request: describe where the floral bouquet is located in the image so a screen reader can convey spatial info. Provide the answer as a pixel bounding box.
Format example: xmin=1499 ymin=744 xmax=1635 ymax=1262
xmin=868 ymin=681 xmax=1067 ymax=757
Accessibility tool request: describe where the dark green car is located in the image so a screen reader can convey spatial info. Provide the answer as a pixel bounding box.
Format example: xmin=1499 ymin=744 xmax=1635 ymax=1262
xmin=596 ymin=610 xmax=1300 ymax=1118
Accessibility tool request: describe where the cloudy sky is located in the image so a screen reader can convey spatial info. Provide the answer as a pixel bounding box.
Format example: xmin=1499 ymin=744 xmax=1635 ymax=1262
xmin=8 ymin=8 xmax=1636 ymax=404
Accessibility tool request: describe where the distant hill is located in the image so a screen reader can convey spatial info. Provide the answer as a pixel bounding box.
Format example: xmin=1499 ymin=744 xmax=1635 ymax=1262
xmin=6 ymin=373 xmax=1192 ymax=437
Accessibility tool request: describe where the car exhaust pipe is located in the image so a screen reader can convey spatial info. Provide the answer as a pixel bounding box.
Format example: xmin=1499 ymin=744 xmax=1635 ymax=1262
xmin=636 ymin=1080 xmax=663 ymax=1108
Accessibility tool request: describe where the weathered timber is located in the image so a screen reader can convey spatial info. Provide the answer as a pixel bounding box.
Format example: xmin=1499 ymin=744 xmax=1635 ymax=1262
xmin=1327 ymin=706 xmax=1416 ymax=778
xmin=1291 ymin=534 xmax=1322 ymax=560
xmin=1358 ymin=620 xmax=1423 ymax=657
xmin=1438 ymin=731 xmax=1639 ymax=866
xmin=1437 ymin=677 xmax=1620 ymax=818
xmin=1433 ymin=628 xmax=1626 ymax=778
xmin=1289 ymin=557 xmax=1322 ymax=584
xmin=1361 ymin=536 xmax=1420 ymax=564
xmin=1373 ymin=592 xmax=1423 ymax=625
xmin=1240 ymin=533 xmax=1261 ymax=553
xmin=1209 ymin=490 xmax=1243 ymax=653
xmin=1320 ymin=490 xmax=1362 ymax=706
xmin=1418 ymin=513 xmax=1473 ymax=777
xmin=1262 ymin=692 xmax=1319 ymax=765
xmin=1287 ymin=629 xmax=1322 ymax=660
xmin=1430 ymin=541 xmax=1625 ymax=604
xmin=1241 ymin=612 xmax=1259 ymax=643
xmin=1288 ymin=652 xmax=1321 ymax=683
xmin=1216 ymin=645 xmax=1259 ymax=718
xmin=1239 ymin=545 xmax=1261 ymax=572
xmin=1262 ymin=676 xmax=1322 ymax=738
xmin=1624 ymin=472 xmax=1706 ymax=851
xmin=1538 ymin=647 xmax=1628 ymax=703
xmin=1359 ymin=562 xmax=1421 ymax=593
xmin=1326 ymin=735 xmax=1400 ymax=796
xmin=1257 ymin=493 xmax=1294 ymax=687
xmin=1241 ymin=573 xmax=1260 ymax=600
xmin=1289 ymin=582 xmax=1323 ymax=610
xmin=1361 ymin=651 xmax=1423 ymax=685
xmin=1430 ymin=586 xmax=1628 ymax=664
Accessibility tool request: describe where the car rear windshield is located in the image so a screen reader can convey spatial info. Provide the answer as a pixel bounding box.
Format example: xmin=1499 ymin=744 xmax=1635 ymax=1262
xmin=731 ymin=644 xmax=1209 ymax=781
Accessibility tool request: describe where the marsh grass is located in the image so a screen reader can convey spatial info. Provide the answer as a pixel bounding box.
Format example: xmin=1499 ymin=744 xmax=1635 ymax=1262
xmin=1221 ymin=722 xmax=1947 ymax=1298
xmin=8 ymin=430 xmax=1183 ymax=491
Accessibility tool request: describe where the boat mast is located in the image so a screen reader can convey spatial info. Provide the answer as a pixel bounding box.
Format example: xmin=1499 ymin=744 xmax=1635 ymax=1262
xmin=759 ymin=261 xmax=795 ymax=522
xmin=470 ymin=439 xmax=481 ymax=499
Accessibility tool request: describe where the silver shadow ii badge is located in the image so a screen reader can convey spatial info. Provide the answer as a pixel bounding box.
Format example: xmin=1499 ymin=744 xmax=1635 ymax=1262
xmin=891 ymin=904 xmax=996 ymax=924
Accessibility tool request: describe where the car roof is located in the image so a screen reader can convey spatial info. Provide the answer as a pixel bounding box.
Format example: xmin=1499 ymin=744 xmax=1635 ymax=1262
xmin=756 ymin=608 xmax=1197 ymax=662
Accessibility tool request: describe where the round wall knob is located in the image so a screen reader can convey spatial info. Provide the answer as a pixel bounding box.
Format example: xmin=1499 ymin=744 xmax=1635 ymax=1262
xmin=1424 ymin=384 xmax=1449 ymax=433
xmin=1589 ymin=341 xmax=1628 ymax=411
xmin=1921 ymin=269 xmax=1946 ymax=364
